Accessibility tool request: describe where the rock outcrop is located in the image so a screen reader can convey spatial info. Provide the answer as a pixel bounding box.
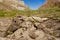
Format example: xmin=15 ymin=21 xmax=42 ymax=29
xmin=41 ymin=0 xmax=60 ymax=8
xmin=0 ymin=0 xmax=27 ymax=11
xmin=0 ymin=18 xmax=11 ymax=37
xmin=0 ymin=16 xmax=60 ymax=40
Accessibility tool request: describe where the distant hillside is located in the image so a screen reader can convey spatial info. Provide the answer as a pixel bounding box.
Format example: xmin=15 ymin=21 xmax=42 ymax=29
xmin=0 ymin=0 xmax=27 ymax=11
xmin=41 ymin=0 xmax=60 ymax=8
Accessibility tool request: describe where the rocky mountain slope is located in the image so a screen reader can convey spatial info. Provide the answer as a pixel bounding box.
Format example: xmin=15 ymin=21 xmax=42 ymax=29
xmin=0 ymin=16 xmax=60 ymax=40
xmin=41 ymin=0 xmax=60 ymax=8
xmin=0 ymin=0 xmax=27 ymax=11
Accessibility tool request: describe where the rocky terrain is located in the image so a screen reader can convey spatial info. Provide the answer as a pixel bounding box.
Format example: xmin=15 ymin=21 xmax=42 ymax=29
xmin=0 ymin=0 xmax=27 ymax=11
xmin=0 ymin=16 xmax=60 ymax=40
xmin=0 ymin=0 xmax=60 ymax=40
xmin=41 ymin=0 xmax=60 ymax=8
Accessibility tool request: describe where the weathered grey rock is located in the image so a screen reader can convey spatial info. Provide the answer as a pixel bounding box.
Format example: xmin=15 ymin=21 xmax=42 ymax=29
xmin=34 ymin=22 xmax=44 ymax=29
xmin=32 ymin=17 xmax=43 ymax=22
xmin=53 ymin=23 xmax=60 ymax=38
xmin=0 ymin=16 xmax=60 ymax=40
xmin=35 ymin=30 xmax=46 ymax=40
xmin=32 ymin=16 xmax=48 ymax=22
xmin=0 ymin=0 xmax=27 ymax=11
xmin=20 ymin=21 xmax=34 ymax=29
xmin=7 ymin=28 xmax=33 ymax=40
xmin=0 ymin=37 xmax=15 ymax=40
xmin=0 ymin=18 xmax=11 ymax=37
xmin=25 ymin=17 xmax=34 ymax=22
xmin=7 ymin=16 xmax=25 ymax=32
xmin=0 ymin=32 xmax=7 ymax=37
xmin=28 ymin=30 xmax=45 ymax=40
xmin=7 ymin=28 xmax=25 ymax=39
xmin=0 ymin=18 xmax=11 ymax=31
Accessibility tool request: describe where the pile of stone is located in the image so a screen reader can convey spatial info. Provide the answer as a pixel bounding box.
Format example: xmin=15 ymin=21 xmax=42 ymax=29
xmin=0 ymin=16 xmax=60 ymax=40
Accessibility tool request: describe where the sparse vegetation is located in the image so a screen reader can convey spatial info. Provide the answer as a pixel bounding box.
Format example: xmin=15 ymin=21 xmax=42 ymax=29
xmin=0 ymin=7 xmax=60 ymax=18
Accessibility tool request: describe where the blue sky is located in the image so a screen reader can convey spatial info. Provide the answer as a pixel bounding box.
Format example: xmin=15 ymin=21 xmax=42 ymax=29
xmin=24 ymin=0 xmax=46 ymax=10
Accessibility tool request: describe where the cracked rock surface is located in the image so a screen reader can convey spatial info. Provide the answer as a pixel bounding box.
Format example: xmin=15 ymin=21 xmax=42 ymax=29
xmin=0 ymin=16 xmax=60 ymax=40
